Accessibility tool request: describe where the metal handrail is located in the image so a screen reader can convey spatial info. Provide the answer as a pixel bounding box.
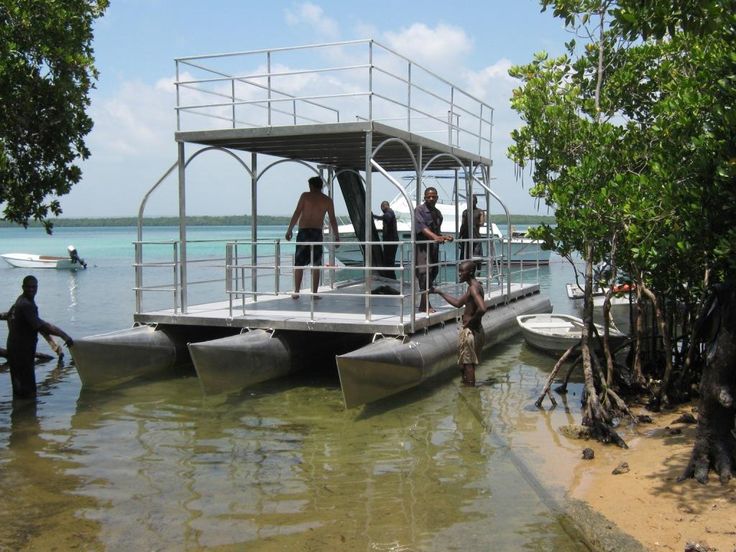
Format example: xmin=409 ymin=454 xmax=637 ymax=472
xmin=133 ymin=232 xmax=538 ymax=325
xmin=174 ymin=39 xmax=493 ymax=157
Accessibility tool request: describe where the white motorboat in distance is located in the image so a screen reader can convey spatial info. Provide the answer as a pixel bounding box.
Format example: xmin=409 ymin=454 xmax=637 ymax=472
xmin=334 ymin=176 xmax=550 ymax=267
xmin=1 ymin=245 xmax=87 ymax=270
xmin=516 ymin=313 xmax=627 ymax=355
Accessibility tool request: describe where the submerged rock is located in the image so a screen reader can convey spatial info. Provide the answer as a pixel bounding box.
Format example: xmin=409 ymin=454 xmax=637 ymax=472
xmin=560 ymin=424 xmax=592 ymax=440
xmin=582 ymin=448 xmax=595 ymax=460
xmin=612 ymin=462 xmax=630 ymax=475
xmin=673 ymin=412 xmax=697 ymax=424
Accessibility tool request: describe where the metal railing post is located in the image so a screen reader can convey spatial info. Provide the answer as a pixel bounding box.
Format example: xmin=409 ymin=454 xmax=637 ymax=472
xmin=135 ymin=242 xmax=142 ymax=314
xmin=478 ymin=104 xmax=483 ymax=155
xmin=251 ymin=152 xmax=258 ymax=302
xmin=407 ymin=61 xmax=412 ymax=132
xmin=231 ymin=79 xmax=236 ymax=128
xmin=275 ymin=240 xmax=281 ymax=296
xmin=267 ymin=50 xmax=272 ymax=125
xmin=226 ymin=242 xmax=233 ymax=315
xmin=368 ymin=41 xmax=373 ymax=122
xmin=175 ymin=60 xmax=181 ymax=131
xmin=173 ymin=242 xmax=180 ymax=314
xmin=177 ymin=141 xmax=188 ymax=313
xmin=448 ymin=86 xmax=455 ymax=146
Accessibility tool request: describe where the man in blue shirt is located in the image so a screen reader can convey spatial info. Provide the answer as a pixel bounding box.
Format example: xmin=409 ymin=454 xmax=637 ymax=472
xmin=5 ymin=275 xmax=74 ymax=398
xmin=414 ymin=187 xmax=453 ymax=312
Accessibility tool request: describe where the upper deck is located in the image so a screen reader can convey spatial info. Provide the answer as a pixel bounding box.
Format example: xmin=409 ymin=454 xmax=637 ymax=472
xmin=173 ymin=39 xmax=493 ymax=169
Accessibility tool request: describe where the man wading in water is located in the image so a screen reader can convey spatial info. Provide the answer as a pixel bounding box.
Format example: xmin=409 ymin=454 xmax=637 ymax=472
xmin=285 ymin=176 xmax=339 ymax=298
xmin=5 ymin=275 xmax=74 ymax=399
xmin=430 ymin=261 xmax=487 ymax=386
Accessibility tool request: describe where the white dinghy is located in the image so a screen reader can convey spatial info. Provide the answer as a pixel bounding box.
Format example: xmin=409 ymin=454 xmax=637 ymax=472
xmin=516 ymin=313 xmax=627 ymax=355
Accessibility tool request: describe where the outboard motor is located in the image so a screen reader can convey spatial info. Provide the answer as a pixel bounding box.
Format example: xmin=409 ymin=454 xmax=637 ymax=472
xmin=67 ymin=245 xmax=87 ymax=269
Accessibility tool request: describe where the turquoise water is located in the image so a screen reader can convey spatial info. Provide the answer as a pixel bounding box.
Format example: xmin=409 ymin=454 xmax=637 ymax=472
xmin=0 ymin=226 xmax=593 ymax=551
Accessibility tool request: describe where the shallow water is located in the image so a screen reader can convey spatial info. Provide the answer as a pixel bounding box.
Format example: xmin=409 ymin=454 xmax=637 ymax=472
xmin=0 ymin=226 xmax=595 ymax=551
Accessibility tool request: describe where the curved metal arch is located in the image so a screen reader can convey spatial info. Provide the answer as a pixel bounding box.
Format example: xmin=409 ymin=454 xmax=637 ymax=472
xmin=137 ymin=161 xmax=178 ymax=241
xmin=332 ymin=167 xmax=366 ymax=185
xmin=472 ymin=174 xmax=511 ymax=297
xmin=371 ymin=137 xmax=419 ymax=174
xmin=421 ymin=152 xmax=472 ymax=180
xmin=137 ymin=146 xmax=253 ymax=241
xmin=185 ymin=145 xmax=253 ymax=174
xmin=254 ymin=157 xmax=320 ymax=184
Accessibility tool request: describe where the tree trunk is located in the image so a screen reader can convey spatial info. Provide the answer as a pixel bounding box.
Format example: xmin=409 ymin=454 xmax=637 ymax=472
xmin=581 ymin=244 xmax=627 ymax=447
xmin=641 ymin=283 xmax=675 ymax=407
xmin=535 ymin=344 xmax=579 ymax=408
xmin=601 ymin=235 xmax=618 ymax=388
xmin=631 ymin=274 xmax=646 ymax=385
xmin=680 ymin=283 xmax=736 ymax=484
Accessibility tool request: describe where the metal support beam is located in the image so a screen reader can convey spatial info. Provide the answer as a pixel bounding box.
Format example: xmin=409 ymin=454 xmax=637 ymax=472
xmin=177 ymin=141 xmax=188 ymax=313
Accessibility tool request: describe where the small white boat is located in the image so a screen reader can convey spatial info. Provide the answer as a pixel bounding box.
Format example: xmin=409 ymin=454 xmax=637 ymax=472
xmin=1 ymin=245 xmax=87 ymax=270
xmin=516 ymin=313 xmax=627 ymax=355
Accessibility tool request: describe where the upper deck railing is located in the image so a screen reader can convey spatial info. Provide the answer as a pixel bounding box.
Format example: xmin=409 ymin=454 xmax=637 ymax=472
xmin=175 ymin=39 xmax=494 ymax=159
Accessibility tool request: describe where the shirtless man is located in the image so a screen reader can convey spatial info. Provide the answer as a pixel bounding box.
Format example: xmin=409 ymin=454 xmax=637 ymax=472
xmin=430 ymin=261 xmax=487 ymax=386
xmin=285 ymin=176 xmax=339 ymax=298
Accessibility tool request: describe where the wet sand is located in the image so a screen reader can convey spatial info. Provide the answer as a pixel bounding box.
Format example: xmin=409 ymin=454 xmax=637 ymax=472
xmin=566 ymin=403 xmax=736 ymax=551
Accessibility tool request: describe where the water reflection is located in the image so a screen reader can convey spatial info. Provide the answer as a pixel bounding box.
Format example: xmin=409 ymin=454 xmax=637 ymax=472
xmin=67 ymin=272 xmax=79 ymax=322
xmin=0 ymin=387 xmax=102 ymax=549
xmin=51 ymin=361 xmax=590 ymax=551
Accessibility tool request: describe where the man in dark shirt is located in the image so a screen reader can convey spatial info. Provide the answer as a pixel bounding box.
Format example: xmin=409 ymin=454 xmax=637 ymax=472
xmin=459 ymin=195 xmax=485 ymax=262
xmin=6 ymin=275 xmax=74 ymax=398
xmin=373 ymin=200 xmax=398 ymax=278
xmin=414 ymin=187 xmax=453 ymax=312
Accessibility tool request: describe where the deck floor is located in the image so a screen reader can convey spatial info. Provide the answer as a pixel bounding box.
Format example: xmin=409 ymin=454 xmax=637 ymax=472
xmin=134 ymin=280 xmax=541 ymax=335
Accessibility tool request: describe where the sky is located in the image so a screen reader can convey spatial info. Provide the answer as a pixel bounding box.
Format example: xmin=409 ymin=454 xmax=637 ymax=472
xmin=60 ymin=0 xmax=572 ymax=219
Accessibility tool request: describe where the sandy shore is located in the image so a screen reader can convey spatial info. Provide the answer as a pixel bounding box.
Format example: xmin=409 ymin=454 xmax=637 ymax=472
xmin=566 ymin=403 xmax=736 ymax=551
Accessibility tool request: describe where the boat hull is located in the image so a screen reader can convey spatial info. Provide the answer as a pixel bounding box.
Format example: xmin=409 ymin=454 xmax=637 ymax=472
xmin=336 ymin=293 xmax=552 ymax=408
xmin=72 ymin=325 xmax=187 ymax=389
xmin=1 ymin=253 xmax=80 ymax=270
xmin=517 ymin=313 xmax=627 ymax=356
xmin=189 ymin=330 xmax=295 ymax=395
xmin=190 ymin=330 xmax=372 ymax=396
xmin=72 ymin=325 xmax=233 ymax=389
xmin=503 ymin=239 xmax=550 ymax=265
xmin=335 ymin=236 xmax=550 ymax=267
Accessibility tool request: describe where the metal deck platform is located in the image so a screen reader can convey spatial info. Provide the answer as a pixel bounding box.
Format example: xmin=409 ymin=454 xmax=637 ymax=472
xmin=176 ymin=120 xmax=490 ymax=172
xmin=134 ymin=280 xmax=541 ymax=335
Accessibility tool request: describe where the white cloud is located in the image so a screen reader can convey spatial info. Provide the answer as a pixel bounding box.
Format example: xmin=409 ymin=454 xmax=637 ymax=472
xmin=382 ymin=23 xmax=473 ymax=69
xmin=88 ymin=77 xmax=176 ymax=159
xmin=462 ymin=58 xmax=516 ymax=101
xmin=284 ymin=2 xmax=339 ymax=39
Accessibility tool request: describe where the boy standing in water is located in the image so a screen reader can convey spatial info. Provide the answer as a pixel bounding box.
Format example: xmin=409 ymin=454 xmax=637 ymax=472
xmin=430 ymin=260 xmax=487 ymax=386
